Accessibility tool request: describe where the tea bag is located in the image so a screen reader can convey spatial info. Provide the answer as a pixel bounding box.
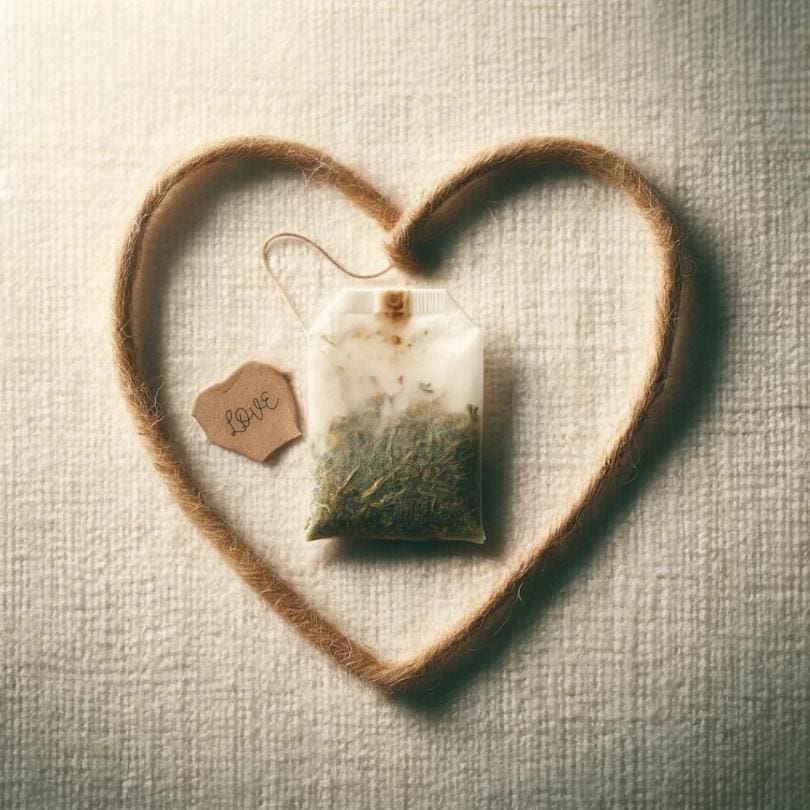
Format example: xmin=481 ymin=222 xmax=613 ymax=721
xmin=306 ymin=288 xmax=485 ymax=543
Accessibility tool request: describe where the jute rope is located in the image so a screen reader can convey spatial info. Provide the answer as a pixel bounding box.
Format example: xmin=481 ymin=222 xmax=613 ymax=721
xmin=113 ymin=136 xmax=683 ymax=694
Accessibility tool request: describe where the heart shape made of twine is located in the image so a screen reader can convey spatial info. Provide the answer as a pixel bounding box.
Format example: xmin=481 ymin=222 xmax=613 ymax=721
xmin=113 ymin=136 xmax=683 ymax=694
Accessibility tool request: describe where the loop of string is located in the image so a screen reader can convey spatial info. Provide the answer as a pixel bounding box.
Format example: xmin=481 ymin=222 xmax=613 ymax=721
xmin=261 ymin=232 xmax=394 ymax=328
xmin=114 ymin=135 xmax=683 ymax=693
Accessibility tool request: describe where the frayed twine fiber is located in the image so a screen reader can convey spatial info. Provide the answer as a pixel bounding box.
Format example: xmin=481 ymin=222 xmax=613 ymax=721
xmin=112 ymin=136 xmax=683 ymax=694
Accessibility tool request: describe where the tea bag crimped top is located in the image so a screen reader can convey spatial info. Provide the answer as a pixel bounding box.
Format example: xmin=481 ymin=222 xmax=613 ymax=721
xmin=306 ymin=288 xmax=485 ymax=543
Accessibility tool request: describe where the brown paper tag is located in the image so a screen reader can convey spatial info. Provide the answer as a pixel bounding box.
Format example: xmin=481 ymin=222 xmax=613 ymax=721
xmin=192 ymin=361 xmax=302 ymax=462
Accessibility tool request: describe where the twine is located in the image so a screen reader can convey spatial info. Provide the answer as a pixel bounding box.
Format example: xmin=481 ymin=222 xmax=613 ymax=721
xmin=112 ymin=136 xmax=683 ymax=694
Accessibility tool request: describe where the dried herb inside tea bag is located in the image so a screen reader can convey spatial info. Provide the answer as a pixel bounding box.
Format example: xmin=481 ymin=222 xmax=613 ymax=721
xmin=306 ymin=288 xmax=485 ymax=543
xmin=308 ymin=397 xmax=483 ymax=541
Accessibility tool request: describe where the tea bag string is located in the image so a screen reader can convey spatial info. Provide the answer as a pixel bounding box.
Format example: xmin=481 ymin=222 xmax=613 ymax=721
xmin=261 ymin=232 xmax=394 ymax=327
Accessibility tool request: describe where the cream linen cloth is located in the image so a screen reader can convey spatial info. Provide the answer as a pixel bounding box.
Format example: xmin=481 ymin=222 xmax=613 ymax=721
xmin=1 ymin=1 xmax=807 ymax=806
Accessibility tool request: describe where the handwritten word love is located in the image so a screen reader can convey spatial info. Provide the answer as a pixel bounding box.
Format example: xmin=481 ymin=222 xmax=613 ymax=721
xmin=225 ymin=390 xmax=279 ymax=436
xmin=194 ymin=361 xmax=301 ymax=462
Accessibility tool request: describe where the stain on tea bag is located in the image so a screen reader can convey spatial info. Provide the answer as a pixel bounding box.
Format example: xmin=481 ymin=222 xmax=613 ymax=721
xmin=306 ymin=288 xmax=485 ymax=543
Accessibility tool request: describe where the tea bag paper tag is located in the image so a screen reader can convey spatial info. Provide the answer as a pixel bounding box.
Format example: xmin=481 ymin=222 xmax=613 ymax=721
xmin=192 ymin=361 xmax=301 ymax=462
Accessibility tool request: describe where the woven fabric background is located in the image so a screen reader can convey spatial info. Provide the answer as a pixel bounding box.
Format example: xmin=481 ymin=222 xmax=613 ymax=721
xmin=1 ymin=1 xmax=808 ymax=806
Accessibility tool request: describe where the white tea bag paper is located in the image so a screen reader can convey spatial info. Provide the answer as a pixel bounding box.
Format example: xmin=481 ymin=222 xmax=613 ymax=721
xmin=306 ymin=288 xmax=485 ymax=543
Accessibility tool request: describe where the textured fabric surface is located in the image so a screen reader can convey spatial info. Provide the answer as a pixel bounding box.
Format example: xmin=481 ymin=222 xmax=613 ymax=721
xmin=1 ymin=1 xmax=808 ymax=806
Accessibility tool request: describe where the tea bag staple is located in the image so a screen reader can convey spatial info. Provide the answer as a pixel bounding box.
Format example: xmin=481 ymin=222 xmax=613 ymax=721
xmin=306 ymin=288 xmax=485 ymax=543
